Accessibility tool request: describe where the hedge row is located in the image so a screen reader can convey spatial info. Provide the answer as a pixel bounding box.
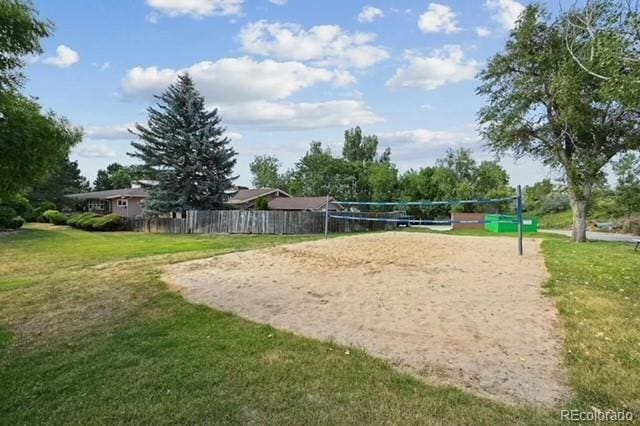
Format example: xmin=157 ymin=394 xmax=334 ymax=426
xmin=67 ymin=212 xmax=125 ymax=231
xmin=0 ymin=206 xmax=24 ymax=230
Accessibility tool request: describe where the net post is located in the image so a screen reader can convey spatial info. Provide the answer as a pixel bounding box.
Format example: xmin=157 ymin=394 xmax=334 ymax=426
xmin=517 ymin=185 xmax=523 ymax=256
xmin=324 ymin=194 xmax=330 ymax=239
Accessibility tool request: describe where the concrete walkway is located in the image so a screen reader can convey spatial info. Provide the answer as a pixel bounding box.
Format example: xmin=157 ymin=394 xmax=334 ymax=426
xmin=541 ymin=229 xmax=638 ymax=243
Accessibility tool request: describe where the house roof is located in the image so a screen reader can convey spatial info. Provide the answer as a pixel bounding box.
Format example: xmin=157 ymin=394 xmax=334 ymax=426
xmin=226 ymin=188 xmax=291 ymax=204
xmin=268 ymin=196 xmax=340 ymax=211
xmin=66 ymin=187 xmax=149 ymax=200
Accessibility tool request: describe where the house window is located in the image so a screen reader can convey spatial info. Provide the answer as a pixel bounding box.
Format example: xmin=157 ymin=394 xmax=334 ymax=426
xmin=87 ymin=200 xmax=104 ymax=211
xmin=116 ymin=199 xmax=128 ymax=208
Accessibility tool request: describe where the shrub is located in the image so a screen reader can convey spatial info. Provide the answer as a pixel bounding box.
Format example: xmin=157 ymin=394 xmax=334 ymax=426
xmin=67 ymin=212 xmax=124 ymax=231
xmin=4 ymin=195 xmax=31 ymax=217
xmin=0 ymin=206 xmax=17 ymax=229
xmin=40 ymin=210 xmax=60 ymax=223
xmin=48 ymin=211 xmax=68 ymax=225
xmin=8 ymin=216 xmax=24 ymax=229
xmin=538 ymin=192 xmax=570 ymax=215
xmin=89 ymin=214 xmax=125 ymax=231
xmin=68 ymin=212 xmax=99 ymax=229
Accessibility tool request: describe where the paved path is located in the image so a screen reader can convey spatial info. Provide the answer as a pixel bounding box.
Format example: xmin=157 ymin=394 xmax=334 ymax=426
xmin=541 ymin=229 xmax=638 ymax=243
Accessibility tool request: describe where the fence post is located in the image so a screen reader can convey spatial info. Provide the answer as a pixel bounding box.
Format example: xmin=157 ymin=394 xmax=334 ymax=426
xmin=324 ymin=195 xmax=330 ymax=239
xmin=517 ymin=185 xmax=523 ymax=256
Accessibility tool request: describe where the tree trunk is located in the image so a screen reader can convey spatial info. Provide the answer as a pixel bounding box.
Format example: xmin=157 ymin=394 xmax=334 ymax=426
xmin=567 ymin=180 xmax=591 ymax=242
xmin=570 ymin=197 xmax=588 ymax=242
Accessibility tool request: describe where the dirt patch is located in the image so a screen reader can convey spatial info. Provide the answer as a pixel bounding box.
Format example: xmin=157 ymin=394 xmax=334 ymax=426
xmin=164 ymin=232 xmax=570 ymax=407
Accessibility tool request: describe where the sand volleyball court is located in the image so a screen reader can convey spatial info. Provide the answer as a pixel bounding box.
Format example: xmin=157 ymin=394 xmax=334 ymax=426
xmin=164 ymin=232 xmax=570 ymax=406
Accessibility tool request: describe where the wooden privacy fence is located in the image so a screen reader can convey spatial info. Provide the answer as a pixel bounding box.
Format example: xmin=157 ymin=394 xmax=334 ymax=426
xmin=125 ymin=210 xmax=398 ymax=235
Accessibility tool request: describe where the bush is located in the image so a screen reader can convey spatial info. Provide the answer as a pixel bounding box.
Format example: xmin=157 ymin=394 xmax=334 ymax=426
xmin=89 ymin=214 xmax=125 ymax=231
xmin=8 ymin=216 xmax=24 ymax=229
xmin=68 ymin=212 xmax=99 ymax=229
xmin=4 ymin=195 xmax=32 ymax=217
xmin=40 ymin=210 xmax=60 ymax=223
xmin=538 ymin=192 xmax=570 ymax=215
xmin=0 ymin=206 xmax=17 ymax=228
xmin=48 ymin=211 xmax=68 ymax=225
xmin=67 ymin=212 xmax=124 ymax=231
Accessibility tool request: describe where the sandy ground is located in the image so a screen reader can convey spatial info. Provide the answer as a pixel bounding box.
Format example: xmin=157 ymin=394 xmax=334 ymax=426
xmin=164 ymin=232 xmax=570 ymax=407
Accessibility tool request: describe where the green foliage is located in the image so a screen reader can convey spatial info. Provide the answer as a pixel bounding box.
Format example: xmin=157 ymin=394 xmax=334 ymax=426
xmin=88 ymin=214 xmax=125 ymax=231
xmin=7 ymin=216 xmax=23 ymax=229
xmin=538 ymin=192 xmax=571 ymax=215
xmin=1 ymin=194 xmax=31 ymax=217
xmin=477 ymin=3 xmax=640 ymax=241
xmin=255 ymin=197 xmax=269 ymax=211
xmin=24 ymin=201 xmax=58 ymax=223
xmin=342 ymin=126 xmax=380 ymax=163
xmin=130 ymin=74 xmax=237 ymax=214
xmin=612 ymin=153 xmax=640 ymax=217
xmin=47 ymin=211 xmax=67 ymax=226
xmin=67 ymin=212 xmax=98 ymax=228
xmin=0 ymin=91 xmax=82 ymax=201
xmin=41 ymin=209 xmax=59 ymax=223
xmin=0 ymin=206 xmax=17 ymax=228
xmin=29 ymin=157 xmax=90 ymax=208
xmin=249 ymin=156 xmax=284 ymax=189
xmin=67 ymin=212 xmax=124 ymax=232
xmin=93 ymin=163 xmax=143 ymax=191
xmin=0 ymin=0 xmax=53 ymax=91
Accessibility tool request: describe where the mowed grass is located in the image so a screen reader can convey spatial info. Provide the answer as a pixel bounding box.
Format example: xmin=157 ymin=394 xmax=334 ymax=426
xmin=0 ymin=224 xmax=553 ymax=425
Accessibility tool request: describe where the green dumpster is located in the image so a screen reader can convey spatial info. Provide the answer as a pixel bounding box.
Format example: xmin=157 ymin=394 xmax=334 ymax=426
xmin=485 ymin=214 xmax=538 ymax=233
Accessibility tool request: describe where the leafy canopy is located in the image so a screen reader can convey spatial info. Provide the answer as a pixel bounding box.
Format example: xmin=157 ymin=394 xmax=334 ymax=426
xmin=0 ymin=0 xmax=52 ymax=91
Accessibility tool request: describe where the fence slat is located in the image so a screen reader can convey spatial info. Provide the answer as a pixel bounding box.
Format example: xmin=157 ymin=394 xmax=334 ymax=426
xmin=124 ymin=210 xmax=399 ymax=234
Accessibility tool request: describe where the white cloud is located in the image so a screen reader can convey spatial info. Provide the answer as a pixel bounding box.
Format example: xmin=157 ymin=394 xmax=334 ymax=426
xmin=269 ymin=0 xmax=287 ymax=5
xmin=485 ymin=0 xmax=524 ymax=30
xmin=146 ymin=0 xmax=243 ymax=17
xmin=418 ymin=3 xmax=460 ymax=34
xmin=92 ymin=61 xmax=111 ymax=71
xmin=121 ymin=57 xmax=353 ymax=102
xmin=238 ymin=20 xmax=390 ymax=69
xmin=475 ymin=26 xmax=491 ymax=37
xmin=216 ymin=100 xmax=382 ymax=130
xmin=386 ymin=45 xmax=480 ymax=91
xmin=77 ymin=144 xmax=117 ymax=158
xmin=381 ymin=128 xmax=479 ymax=148
xmin=85 ymin=124 xmax=133 ymax=140
xmin=358 ymin=6 xmax=384 ymax=23
xmin=43 ymin=45 xmax=79 ymax=68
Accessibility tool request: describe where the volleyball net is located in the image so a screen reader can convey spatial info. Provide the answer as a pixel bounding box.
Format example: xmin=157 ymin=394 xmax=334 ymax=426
xmin=323 ymin=186 xmax=525 ymax=255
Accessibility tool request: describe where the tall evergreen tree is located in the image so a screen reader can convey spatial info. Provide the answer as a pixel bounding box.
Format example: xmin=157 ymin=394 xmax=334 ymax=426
xmin=129 ymin=74 xmax=237 ymax=214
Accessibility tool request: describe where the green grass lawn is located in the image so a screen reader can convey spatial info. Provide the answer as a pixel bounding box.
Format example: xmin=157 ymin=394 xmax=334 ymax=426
xmin=1 ymin=224 xmax=638 ymax=424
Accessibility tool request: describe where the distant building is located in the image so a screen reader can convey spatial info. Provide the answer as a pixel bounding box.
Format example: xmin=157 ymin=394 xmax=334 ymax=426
xmin=66 ymin=187 xmax=148 ymax=218
xmin=225 ymin=188 xmax=291 ymax=210
xmin=268 ymin=196 xmax=343 ymax=212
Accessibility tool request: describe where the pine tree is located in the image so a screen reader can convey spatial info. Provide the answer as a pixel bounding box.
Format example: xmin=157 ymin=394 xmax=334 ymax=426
xmin=129 ymin=74 xmax=237 ymax=214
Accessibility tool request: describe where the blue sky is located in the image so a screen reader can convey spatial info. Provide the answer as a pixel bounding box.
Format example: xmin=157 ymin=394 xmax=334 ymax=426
xmin=25 ymin=0 xmax=562 ymax=187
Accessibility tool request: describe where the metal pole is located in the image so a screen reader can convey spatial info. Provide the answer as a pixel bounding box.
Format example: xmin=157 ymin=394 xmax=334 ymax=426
xmin=324 ymin=194 xmax=330 ymax=239
xmin=517 ymin=185 xmax=523 ymax=256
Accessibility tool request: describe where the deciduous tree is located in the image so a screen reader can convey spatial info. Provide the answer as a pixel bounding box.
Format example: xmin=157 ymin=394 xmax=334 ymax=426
xmin=478 ymin=4 xmax=640 ymax=242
